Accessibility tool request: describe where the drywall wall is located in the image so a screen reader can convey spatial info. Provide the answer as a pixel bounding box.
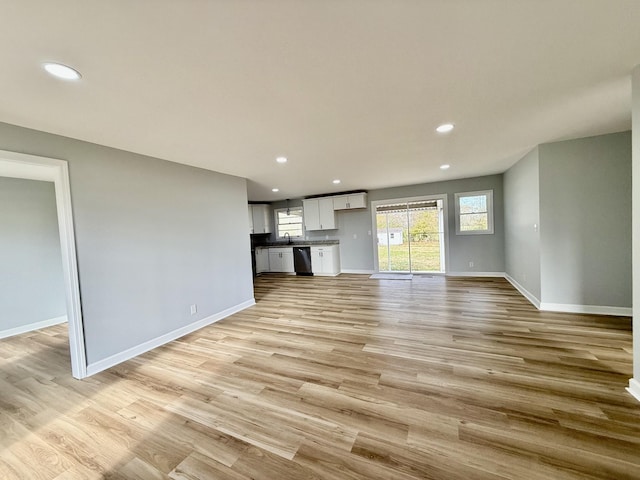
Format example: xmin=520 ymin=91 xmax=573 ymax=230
xmin=631 ymin=66 xmax=640 ymax=391
xmin=539 ymin=131 xmax=631 ymax=309
xmin=0 ymin=121 xmax=254 ymax=367
xmin=0 ymin=177 xmax=66 ymax=333
xmin=301 ymin=174 xmax=505 ymax=274
xmin=504 ymin=147 xmax=541 ymax=302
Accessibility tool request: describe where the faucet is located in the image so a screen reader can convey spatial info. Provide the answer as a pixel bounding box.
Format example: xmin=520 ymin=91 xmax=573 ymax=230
xmin=283 ymin=232 xmax=292 ymax=244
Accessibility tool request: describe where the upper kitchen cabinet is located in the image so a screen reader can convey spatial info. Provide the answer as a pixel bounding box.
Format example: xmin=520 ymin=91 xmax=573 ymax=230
xmin=333 ymin=192 xmax=367 ymax=210
xmin=303 ymin=197 xmax=336 ymax=231
xmin=249 ymin=204 xmax=272 ymax=234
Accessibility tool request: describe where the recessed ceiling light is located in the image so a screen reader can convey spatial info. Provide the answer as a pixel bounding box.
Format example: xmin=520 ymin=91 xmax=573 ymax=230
xmin=332 ymin=179 xmax=341 ymax=184
xmin=272 ymin=188 xmax=279 ymax=192
xmin=440 ymin=164 xmax=451 ymax=170
xmin=436 ymin=123 xmax=455 ymax=133
xmin=43 ymin=62 xmax=82 ymax=80
xmin=276 ymin=156 xmax=287 ymax=164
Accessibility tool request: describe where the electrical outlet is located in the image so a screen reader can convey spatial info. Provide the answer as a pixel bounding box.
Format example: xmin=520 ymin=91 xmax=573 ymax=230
xmin=190 ymin=304 xmax=197 ymax=315
xmin=353 ymin=233 xmax=357 ymax=239
xmin=469 ymin=261 xmax=474 ymax=268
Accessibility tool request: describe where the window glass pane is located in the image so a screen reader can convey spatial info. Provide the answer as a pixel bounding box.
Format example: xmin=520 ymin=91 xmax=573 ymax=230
xmin=460 ymin=213 xmax=488 ymax=231
xmin=276 ymin=208 xmax=303 ymax=237
xmin=459 ymin=195 xmax=487 ymax=214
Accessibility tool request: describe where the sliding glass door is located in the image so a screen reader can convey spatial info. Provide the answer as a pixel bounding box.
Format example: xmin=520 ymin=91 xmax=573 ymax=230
xmin=375 ymin=197 xmax=445 ymax=273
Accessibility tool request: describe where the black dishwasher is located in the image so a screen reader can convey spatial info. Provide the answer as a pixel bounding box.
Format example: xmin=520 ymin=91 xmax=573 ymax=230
xmin=293 ymin=247 xmax=313 ymax=276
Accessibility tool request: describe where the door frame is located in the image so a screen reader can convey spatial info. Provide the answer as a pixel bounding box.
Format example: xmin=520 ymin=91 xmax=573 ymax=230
xmin=0 ymin=150 xmax=86 ymax=378
xmin=371 ymin=194 xmax=449 ymax=274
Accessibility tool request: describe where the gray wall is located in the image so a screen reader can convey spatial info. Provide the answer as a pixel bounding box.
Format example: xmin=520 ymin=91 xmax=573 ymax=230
xmin=0 ymin=177 xmax=66 ymax=331
xmin=368 ymin=175 xmax=505 ymax=274
xmin=539 ymin=131 xmax=632 ymax=308
xmin=271 ymin=175 xmax=505 ymax=274
xmin=0 ymin=122 xmax=254 ymax=365
xmin=504 ymin=147 xmax=541 ymax=300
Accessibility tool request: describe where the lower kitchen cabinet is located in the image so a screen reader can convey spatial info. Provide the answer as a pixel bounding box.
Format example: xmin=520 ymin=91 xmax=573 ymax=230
xmin=268 ymin=247 xmax=294 ymax=273
xmin=255 ymin=247 xmax=270 ymax=273
xmin=311 ymin=245 xmax=340 ymax=276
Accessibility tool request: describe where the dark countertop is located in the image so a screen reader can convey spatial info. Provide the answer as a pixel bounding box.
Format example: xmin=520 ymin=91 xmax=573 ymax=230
xmin=256 ymin=240 xmax=339 ymax=248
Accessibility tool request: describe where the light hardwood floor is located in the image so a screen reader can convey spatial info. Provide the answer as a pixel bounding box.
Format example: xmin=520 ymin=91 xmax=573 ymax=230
xmin=1 ymin=274 xmax=638 ymax=479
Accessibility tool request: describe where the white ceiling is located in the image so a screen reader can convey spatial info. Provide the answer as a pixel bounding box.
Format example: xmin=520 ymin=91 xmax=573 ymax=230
xmin=1 ymin=1 xmax=639 ymax=201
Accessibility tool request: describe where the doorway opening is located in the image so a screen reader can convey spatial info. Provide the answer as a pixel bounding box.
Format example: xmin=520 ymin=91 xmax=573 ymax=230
xmin=0 ymin=150 xmax=86 ymax=378
xmin=373 ymin=195 xmax=447 ymax=274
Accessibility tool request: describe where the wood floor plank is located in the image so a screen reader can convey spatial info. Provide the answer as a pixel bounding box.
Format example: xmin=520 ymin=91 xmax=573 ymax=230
xmin=0 ymin=274 xmax=637 ymax=479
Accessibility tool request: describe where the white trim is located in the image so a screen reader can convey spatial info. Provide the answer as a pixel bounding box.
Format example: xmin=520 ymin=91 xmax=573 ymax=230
xmin=539 ymin=303 xmax=632 ymax=317
xmin=0 ymin=315 xmax=67 ymax=340
xmin=447 ymin=271 xmax=506 ymax=278
xmin=0 ymin=150 xmax=86 ymax=378
xmin=85 ymin=299 xmax=255 ymax=376
xmin=504 ymin=274 xmax=632 ymax=316
xmin=627 ymin=378 xmax=640 ymax=403
xmin=504 ymin=274 xmax=542 ymax=309
xmin=340 ymin=269 xmax=375 ymax=275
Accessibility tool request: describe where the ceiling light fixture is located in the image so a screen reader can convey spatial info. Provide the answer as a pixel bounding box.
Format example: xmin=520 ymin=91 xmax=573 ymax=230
xmin=276 ymin=156 xmax=287 ymax=164
xmin=332 ymin=179 xmax=341 ymax=184
xmin=440 ymin=164 xmax=451 ymax=170
xmin=272 ymin=188 xmax=279 ymax=192
xmin=436 ymin=123 xmax=455 ymax=134
xmin=43 ymin=62 xmax=82 ymax=80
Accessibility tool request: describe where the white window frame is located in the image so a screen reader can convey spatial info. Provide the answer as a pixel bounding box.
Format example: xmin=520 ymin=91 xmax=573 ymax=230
xmin=455 ymin=190 xmax=494 ymax=235
xmin=274 ymin=207 xmax=304 ymax=239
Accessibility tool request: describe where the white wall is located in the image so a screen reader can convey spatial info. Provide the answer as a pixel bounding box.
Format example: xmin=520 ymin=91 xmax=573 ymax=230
xmin=0 ymin=177 xmax=66 ymax=335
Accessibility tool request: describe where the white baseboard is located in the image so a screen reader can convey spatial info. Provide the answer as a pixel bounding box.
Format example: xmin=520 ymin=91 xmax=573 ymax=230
xmin=340 ymin=269 xmax=375 ymax=275
xmin=504 ymin=274 xmax=541 ymax=309
xmin=0 ymin=315 xmax=67 ymax=339
xmin=627 ymin=378 xmax=640 ymax=403
xmin=539 ymin=302 xmax=632 ymax=317
xmin=447 ymin=271 xmax=506 ymax=278
xmin=85 ymin=299 xmax=256 ymax=377
xmin=504 ymin=274 xmax=632 ymax=316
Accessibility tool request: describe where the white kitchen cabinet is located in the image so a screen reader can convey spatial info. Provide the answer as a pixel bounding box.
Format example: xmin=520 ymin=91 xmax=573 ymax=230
xmin=268 ymin=247 xmax=294 ymax=273
xmin=249 ymin=204 xmax=272 ymax=234
xmin=333 ymin=193 xmax=367 ymax=210
xmin=248 ymin=206 xmax=254 ymax=234
xmin=311 ymin=245 xmax=340 ymax=276
xmin=255 ymin=247 xmax=270 ymax=273
xmin=303 ymin=197 xmax=336 ymax=230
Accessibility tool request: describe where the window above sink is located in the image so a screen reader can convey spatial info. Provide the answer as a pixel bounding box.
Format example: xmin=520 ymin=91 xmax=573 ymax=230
xmin=274 ymin=207 xmax=304 ymax=239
